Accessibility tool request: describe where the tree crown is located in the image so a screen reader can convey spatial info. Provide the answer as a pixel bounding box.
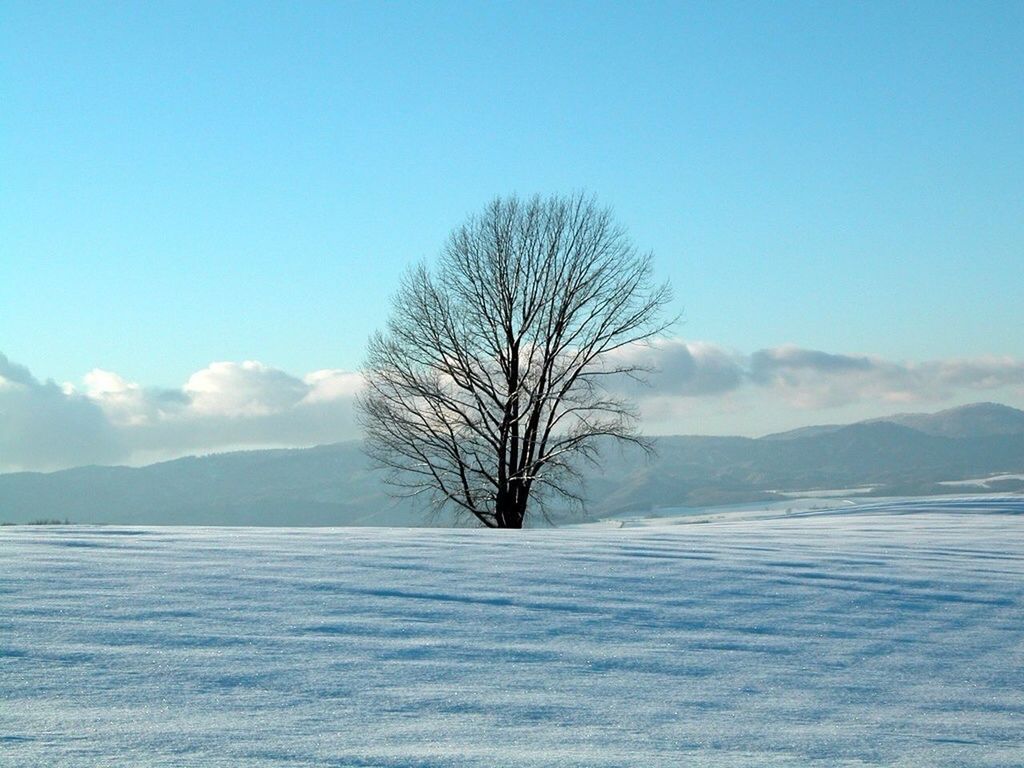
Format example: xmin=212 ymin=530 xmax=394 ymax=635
xmin=359 ymin=193 xmax=672 ymax=528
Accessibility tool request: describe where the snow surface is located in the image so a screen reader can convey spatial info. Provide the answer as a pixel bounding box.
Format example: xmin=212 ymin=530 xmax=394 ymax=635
xmin=2 ymin=496 xmax=1023 ymax=767
xmin=772 ymin=487 xmax=876 ymax=498
xmin=938 ymin=474 xmax=1024 ymax=488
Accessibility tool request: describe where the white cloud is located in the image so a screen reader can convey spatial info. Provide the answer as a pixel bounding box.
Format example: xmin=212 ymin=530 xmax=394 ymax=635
xmin=609 ymin=341 xmax=1024 ymax=410
xmin=184 ymin=361 xmax=309 ymax=417
xmin=747 ymin=345 xmax=1024 ymax=408
xmin=83 ymin=369 xmax=182 ymax=426
xmin=2 ymin=342 xmax=1023 ymax=472
xmin=0 ymin=354 xmax=363 ymax=472
xmin=301 ymin=369 xmax=364 ymax=403
xmin=605 ymin=339 xmax=745 ymax=396
xmin=929 ymin=356 xmax=1024 ymax=390
xmin=0 ymin=354 xmax=123 ymax=472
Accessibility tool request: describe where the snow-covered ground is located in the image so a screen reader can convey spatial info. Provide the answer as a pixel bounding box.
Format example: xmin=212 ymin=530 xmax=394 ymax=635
xmin=2 ymin=496 xmax=1023 ymax=767
xmin=769 ymin=487 xmax=876 ymax=498
xmin=938 ymin=474 xmax=1024 ymax=488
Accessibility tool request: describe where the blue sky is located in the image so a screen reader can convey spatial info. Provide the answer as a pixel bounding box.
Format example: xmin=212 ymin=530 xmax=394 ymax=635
xmin=1 ymin=2 xmax=1023 ymax=468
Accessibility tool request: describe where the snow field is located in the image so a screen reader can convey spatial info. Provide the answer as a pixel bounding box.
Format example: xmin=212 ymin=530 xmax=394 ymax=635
xmin=2 ymin=496 xmax=1023 ymax=766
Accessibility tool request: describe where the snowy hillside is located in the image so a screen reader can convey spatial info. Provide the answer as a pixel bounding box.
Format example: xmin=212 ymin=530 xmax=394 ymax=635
xmin=2 ymin=496 xmax=1023 ymax=766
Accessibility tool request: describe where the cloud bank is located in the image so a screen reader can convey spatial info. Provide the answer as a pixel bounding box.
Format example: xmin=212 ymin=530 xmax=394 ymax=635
xmin=2 ymin=343 xmax=1023 ymax=472
xmin=0 ymin=354 xmax=123 ymax=471
xmin=0 ymin=354 xmax=362 ymax=472
xmin=604 ymin=340 xmax=1024 ymax=406
xmin=747 ymin=345 xmax=1024 ymax=407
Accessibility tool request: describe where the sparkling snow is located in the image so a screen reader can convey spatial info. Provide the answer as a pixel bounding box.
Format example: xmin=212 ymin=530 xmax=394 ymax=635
xmin=2 ymin=496 xmax=1023 ymax=766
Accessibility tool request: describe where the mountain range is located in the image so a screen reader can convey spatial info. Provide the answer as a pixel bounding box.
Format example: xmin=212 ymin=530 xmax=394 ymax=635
xmin=2 ymin=402 xmax=1022 ymax=526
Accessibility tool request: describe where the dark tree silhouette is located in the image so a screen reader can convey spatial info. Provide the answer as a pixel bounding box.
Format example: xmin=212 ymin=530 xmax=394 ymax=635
xmin=358 ymin=193 xmax=672 ymax=528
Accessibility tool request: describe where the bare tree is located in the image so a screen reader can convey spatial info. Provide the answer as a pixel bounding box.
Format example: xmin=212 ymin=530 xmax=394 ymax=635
xmin=358 ymin=193 xmax=672 ymax=528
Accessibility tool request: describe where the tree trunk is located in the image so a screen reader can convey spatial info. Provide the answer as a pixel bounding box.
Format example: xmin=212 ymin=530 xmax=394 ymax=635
xmin=493 ymin=488 xmax=524 ymax=528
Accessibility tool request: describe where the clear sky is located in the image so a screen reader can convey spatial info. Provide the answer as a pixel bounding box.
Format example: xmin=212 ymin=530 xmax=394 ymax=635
xmin=1 ymin=1 xmax=1022 ymax=470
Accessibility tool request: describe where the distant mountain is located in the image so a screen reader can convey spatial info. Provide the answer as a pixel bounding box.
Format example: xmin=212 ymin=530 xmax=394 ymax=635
xmin=2 ymin=403 xmax=1022 ymax=526
xmin=867 ymin=402 xmax=1024 ymax=438
xmin=585 ymin=418 xmax=1024 ymax=516
xmin=760 ymin=424 xmax=844 ymax=441
xmin=761 ymin=402 xmax=1024 ymax=441
xmin=0 ymin=444 xmax=432 ymax=528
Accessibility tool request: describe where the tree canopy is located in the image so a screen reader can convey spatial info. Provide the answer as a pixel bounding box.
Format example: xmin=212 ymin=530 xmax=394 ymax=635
xmin=358 ymin=193 xmax=672 ymax=528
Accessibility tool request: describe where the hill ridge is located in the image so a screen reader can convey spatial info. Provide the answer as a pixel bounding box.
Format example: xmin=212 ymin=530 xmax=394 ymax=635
xmin=2 ymin=402 xmax=1023 ymax=525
